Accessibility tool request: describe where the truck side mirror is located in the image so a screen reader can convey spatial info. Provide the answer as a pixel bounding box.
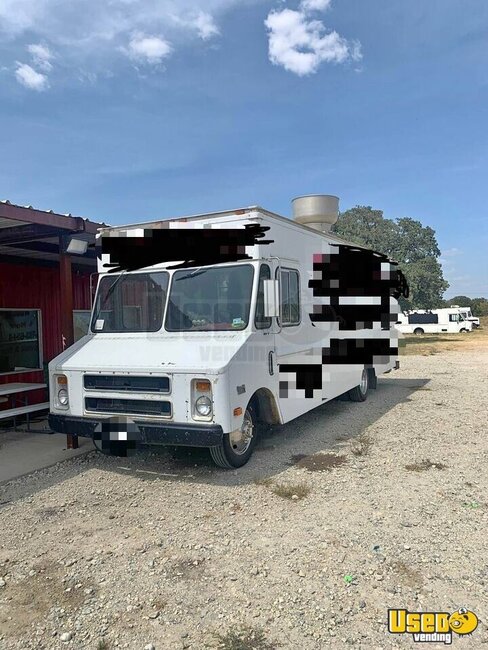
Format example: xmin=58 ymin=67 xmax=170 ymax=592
xmin=263 ymin=279 xmax=280 ymax=318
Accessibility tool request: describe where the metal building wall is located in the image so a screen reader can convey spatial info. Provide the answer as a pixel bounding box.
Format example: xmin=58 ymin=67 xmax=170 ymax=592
xmin=0 ymin=262 xmax=92 ymax=388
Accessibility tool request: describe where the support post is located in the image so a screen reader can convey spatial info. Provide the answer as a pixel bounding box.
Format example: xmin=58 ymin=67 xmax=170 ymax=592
xmin=59 ymin=236 xmax=78 ymax=450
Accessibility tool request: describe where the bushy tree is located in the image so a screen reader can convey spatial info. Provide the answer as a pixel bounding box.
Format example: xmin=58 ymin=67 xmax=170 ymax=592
xmin=333 ymin=206 xmax=449 ymax=309
xmin=444 ymin=295 xmax=488 ymax=316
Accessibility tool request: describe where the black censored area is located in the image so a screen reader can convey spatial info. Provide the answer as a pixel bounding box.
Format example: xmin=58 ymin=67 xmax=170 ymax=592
xmin=279 ymin=364 xmax=323 ymax=398
xmin=100 ymin=224 xmax=273 ymax=272
xmin=93 ymin=418 xmax=141 ymax=457
xmin=309 ymin=245 xmax=408 ymax=330
xmin=322 ymin=338 xmax=398 ymax=365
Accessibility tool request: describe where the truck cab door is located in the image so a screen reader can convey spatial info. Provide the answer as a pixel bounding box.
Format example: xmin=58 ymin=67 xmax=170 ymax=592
xmin=255 ymin=261 xmax=277 ymax=378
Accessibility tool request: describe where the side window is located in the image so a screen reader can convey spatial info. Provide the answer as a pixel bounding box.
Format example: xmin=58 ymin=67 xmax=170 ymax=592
xmin=255 ymin=264 xmax=272 ymax=329
xmin=278 ymin=268 xmax=300 ymax=327
xmin=449 ymin=314 xmax=459 ymax=322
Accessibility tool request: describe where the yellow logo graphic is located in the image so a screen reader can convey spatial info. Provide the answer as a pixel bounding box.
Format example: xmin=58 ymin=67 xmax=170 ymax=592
xmin=388 ymin=608 xmax=478 ymax=645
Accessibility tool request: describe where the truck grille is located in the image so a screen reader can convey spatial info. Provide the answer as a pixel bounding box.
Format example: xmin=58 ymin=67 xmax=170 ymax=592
xmin=84 ymin=375 xmax=170 ymax=393
xmin=85 ymin=397 xmax=171 ymax=417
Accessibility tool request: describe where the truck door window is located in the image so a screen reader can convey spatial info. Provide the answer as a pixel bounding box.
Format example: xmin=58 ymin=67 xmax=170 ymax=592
xmin=278 ymin=268 xmax=300 ymax=327
xmin=255 ymin=264 xmax=272 ymax=329
xmin=449 ymin=314 xmax=460 ymax=322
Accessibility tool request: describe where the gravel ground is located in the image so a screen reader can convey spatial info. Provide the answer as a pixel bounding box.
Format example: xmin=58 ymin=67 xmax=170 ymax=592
xmin=1 ymin=348 xmax=487 ymax=649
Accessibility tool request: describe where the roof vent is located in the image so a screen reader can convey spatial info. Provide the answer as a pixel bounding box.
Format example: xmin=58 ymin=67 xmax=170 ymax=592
xmin=292 ymin=194 xmax=339 ymax=233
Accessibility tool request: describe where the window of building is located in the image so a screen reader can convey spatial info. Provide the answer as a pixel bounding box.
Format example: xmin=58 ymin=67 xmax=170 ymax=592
xmin=0 ymin=309 xmax=42 ymax=375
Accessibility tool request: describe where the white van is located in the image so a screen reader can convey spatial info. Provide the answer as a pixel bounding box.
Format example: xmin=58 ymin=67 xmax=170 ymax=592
xmin=48 ymin=196 xmax=407 ymax=468
xmin=453 ymin=306 xmax=480 ymax=329
xmin=396 ymin=308 xmax=473 ymax=335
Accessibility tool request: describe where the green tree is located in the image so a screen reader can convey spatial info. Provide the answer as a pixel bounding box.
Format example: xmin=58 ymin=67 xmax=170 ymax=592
xmin=333 ymin=206 xmax=449 ymax=309
xmin=443 ymin=295 xmax=475 ymax=309
xmin=471 ymin=298 xmax=488 ymax=316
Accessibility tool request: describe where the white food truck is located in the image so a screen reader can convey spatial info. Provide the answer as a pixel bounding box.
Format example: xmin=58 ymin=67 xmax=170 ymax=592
xmin=395 ymin=307 xmax=473 ymax=335
xmin=49 ymin=196 xmax=407 ymax=468
xmin=453 ymin=306 xmax=480 ymax=329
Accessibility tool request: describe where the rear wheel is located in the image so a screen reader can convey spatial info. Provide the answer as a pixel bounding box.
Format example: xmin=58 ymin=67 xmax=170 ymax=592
xmin=348 ymin=369 xmax=369 ymax=402
xmin=413 ymin=328 xmax=424 ymax=336
xmin=210 ymin=405 xmax=258 ymax=469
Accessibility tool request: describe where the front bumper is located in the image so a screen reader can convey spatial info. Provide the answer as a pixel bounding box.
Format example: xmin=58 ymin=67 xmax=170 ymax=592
xmin=48 ymin=414 xmax=224 ymax=447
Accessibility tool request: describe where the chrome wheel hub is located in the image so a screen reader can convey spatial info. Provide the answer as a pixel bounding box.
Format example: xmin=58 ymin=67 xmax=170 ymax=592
xmin=360 ymin=369 xmax=368 ymax=394
xmin=229 ymin=410 xmax=254 ymax=455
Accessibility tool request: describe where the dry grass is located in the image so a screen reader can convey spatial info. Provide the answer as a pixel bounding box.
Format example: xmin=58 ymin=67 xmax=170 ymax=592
xmin=401 ymin=317 xmax=488 ymax=356
xmin=405 ymin=459 xmax=447 ymax=472
xmin=254 ymin=477 xmax=311 ymax=500
xmin=213 ymin=626 xmax=278 ymax=650
xmin=289 ymin=452 xmax=347 ymax=471
xmin=390 ymin=561 xmax=424 ymax=589
xmin=350 ymin=433 xmax=372 ymax=457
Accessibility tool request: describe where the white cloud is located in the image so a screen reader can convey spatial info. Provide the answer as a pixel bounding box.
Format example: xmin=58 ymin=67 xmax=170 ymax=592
xmin=15 ymin=63 xmax=49 ymax=90
xmin=128 ymin=35 xmax=173 ymax=65
xmin=27 ymin=43 xmax=53 ymax=71
xmin=0 ymin=0 xmax=248 ymax=87
xmin=265 ymin=7 xmax=361 ymax=76
xmin=192 ymin=11 xmax=221 ymax=40
xmin=300 ymin=0 xmax=332 ymax=11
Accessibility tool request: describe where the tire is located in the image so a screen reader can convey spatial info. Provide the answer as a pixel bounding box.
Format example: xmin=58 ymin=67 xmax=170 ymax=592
xmin=210 ymin=404 xmax=258 ymax=469
xmin=413 ymin=328 xmax=424 ymax=336
xmin=348 ymin=369 xmax=369 ymax=402
xmin=367 ymin=368 xmax=378 ymax=390
xmin=460 ymin=328 xmax=468 ymax=334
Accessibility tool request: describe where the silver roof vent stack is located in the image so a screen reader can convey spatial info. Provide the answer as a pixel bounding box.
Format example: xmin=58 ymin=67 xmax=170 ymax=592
xmin=292 ymin=194 xmax=339 ymax=233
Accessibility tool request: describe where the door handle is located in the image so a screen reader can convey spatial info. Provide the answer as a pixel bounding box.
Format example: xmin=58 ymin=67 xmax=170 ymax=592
xmin=268 ymin=350 xmax=275 ymax=376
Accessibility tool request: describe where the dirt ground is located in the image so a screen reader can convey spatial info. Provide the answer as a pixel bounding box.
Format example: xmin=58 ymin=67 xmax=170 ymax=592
xmin=1 ymin=332 xmax=487 ymax=649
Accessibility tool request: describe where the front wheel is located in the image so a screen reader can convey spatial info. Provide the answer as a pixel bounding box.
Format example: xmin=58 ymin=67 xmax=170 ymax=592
xmin=348 ymin=369 xmax=369 ymax=402
xmin=460 ymin=328 xmax=468 ymax=333
xmin=210 ymin=405 xmax=258 ymax=469
xmin=413 ymin=328 xmax=424 ymax=336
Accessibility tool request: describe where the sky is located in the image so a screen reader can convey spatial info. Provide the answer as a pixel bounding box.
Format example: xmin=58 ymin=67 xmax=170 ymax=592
xmin=0 ymin=0 xmax=487 ymax=297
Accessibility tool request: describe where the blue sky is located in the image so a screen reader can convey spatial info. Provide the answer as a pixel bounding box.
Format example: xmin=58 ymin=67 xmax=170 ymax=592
xmin=0 ymin=0 xmax=487 ymax=297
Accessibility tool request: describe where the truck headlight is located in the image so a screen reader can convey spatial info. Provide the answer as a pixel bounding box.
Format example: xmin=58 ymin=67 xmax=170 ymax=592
xmin=55 ymin=375 xmax=69 ymax=409
xmin=192 ymin=379 xmax=212 ymax=420
xmin=195 ymin=396 xmax=212 ymax=417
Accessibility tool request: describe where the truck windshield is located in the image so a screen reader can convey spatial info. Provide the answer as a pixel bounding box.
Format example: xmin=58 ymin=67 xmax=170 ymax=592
xmin=91 ymin=272 xmax=169 ymax=333
xmin=166 ymin=265 xmax=254 ymax=331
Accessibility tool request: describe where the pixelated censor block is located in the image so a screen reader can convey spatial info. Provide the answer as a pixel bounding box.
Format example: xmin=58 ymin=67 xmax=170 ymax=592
xmin=309 ymin=245 xmax=408 ymax=330
xmin=93 ymin=417 xmax=140 ymax=457
xmin=279 ymin=364 xmax=323 ymax=399
xmin=99 ymin=224 xmax=273 ymax=272
xmin=278 ymin=243 xmax=409 ymax=398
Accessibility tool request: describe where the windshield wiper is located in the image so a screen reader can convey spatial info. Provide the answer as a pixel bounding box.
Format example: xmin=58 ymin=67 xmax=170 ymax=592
xmin=176 ymin=268 xmax=207 ymax=281
xmin=93 ymin=271 xmax=127 ymax=322
xmin=103 ymin=271 xmax=127 ymax=303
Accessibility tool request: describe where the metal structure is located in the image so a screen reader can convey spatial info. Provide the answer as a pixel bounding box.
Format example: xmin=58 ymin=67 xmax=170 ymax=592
xmin=0 ymin=200 xmax=106 ymax=447
xmin=292 ymin=194 xmax=339 ymax=233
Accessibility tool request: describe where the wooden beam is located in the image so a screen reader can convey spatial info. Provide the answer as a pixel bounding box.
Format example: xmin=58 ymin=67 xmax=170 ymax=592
xmin=0 ymin=202 xmax=105 ymax=234
xmin=59 ymin=235 xmax=78 ymax=450
xmin=0 ymin=224 xmax=65 ymax=245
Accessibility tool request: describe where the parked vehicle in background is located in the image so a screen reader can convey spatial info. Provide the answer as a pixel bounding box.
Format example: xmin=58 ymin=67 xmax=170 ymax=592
xmin=396 ymin=308 xmax=473 ymax=335
xmin=452 ymin=305 xmax=480 ymax=329
xmin=48 ymin=195 xmax=408 ymax=469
